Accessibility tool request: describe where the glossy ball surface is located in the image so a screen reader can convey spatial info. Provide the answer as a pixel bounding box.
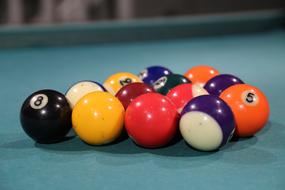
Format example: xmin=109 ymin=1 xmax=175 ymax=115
xmin=72 ymin=91 xmax=125 ymax=145
xmin=220 ymin=84 xmax=270 ymax=137
xmin=138 ymin=66 xmax=172 ymax=85
xmin=180 ymin=95 xmax=235 ymax=151
xmin=125 ymin=93 xmax=179 ymax=148
xmin=104 ymin=72 xmax=142 ymax=95
xmin=115 ymin=82 xmax=155 ymax=110
xmin=184 ymin=65 xmax=219 ymax=87
xmin=166 ymin=83 xmax=208 ymax=112
xmin=204 ymin=74 xmax=244 ymax=96
xmin=65 ymin=80 xmax=106 ymax=108
xmin=20 ymin=89 xmax=72 ymax=143
xmin=153 ymin=74 xmax=191 ymax=95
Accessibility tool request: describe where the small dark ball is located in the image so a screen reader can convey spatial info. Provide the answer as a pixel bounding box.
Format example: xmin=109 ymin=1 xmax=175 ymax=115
xmin=20 ymin=89 xmax=72 ymax=143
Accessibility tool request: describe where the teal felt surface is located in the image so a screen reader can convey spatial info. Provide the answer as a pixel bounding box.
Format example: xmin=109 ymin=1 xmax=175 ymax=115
xmin=0 ymin=29 xmax=285 ymax=190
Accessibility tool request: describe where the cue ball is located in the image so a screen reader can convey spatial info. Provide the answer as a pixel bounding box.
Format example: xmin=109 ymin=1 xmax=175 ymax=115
xmin=153 ymin=74 xmax=191 ymax=95
xmin=180 ymin=95 xmax=235 ymax=151
xmin=138 ymin=66 xmax=173 ymax=85
xmin=104 ymin=72 xmax=142 ymax=95
xmin=220 ymin=84 xmax=270 ymax=137
xmin=204 ymin=74 xmax=244 ymax=96
xmin=125 ymin=93 xmax=179 ymax=148
xmin=20 ymin=89 xmax=72 ymax=143
xmin=72 ymin=91 xmax=125 ymax=145
xmin=115 ymin=82 xmax=155 ymax=110
xmin=184 ymin=65 xmax=219 ymax=87
xmin=65 ymin=80 xmax=106 ymax=108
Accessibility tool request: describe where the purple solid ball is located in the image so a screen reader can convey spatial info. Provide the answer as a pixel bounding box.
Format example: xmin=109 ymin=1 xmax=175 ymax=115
xmin=180 ymin=95 xmax=235 ymax=150
xmin=204 ymin=74 xmax=244 ymax=96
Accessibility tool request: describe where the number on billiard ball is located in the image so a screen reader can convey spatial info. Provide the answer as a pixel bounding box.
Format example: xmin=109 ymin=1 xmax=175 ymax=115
xmin=153 ymin=74 xmax=191 ymax=95
xmin=242 ymin=91 xmax=259 ymax=106
xmin=119 ymin=77 xmax=132 ymax=86
xmin=29 ymin=94 xmax=48 ymax=109
xmin=103 ymin=72 xmax=142 ymax=95
xmin=153 ymin=76 xmax=167 ymax=91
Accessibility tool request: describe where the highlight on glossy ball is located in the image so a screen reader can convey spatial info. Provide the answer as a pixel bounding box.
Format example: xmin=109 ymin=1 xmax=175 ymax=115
xmin=20 ymin=89 xmax=72 ymax=144
xmin=65 ymin=80 xmax=106 ymax=108
xmin=220 ymin=84 xmax=270 ymax=137
xmin=180 ymin=95 xmax=235 ymax=151
xmin=138 ymin=66 xmax=173 ymax=85
xmin=184 ymin=65 xmax=219 ymax=87
xmin=115 ymin=82 xmax=155 ymax=110
xmin=103 ymin=72 xmax=142 ymax=95
xmin=125 ymin=93 xmax=179 ymax=148
xmin=166 ymin=83 xmax=208 ymax=113
xmin=153 ymin=74 xmax=191 ymax=95
xmin=204 ymin=74 xmax=244 ymax=96
xmin=72 ymin=91 xmax=125 ymax=145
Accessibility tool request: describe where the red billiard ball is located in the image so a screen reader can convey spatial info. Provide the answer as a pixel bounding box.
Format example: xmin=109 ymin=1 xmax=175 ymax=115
xmin=166 ymin=83 xmax=208 ymax=112
xmin=125 ymin=93 xmax=179 ymax=148
xmin=115 ymin=82 xmax=155 ymax=110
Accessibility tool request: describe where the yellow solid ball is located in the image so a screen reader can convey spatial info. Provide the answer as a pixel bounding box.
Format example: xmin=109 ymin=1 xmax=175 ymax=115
xmin=103 ymin=72 xmax=142 ymax=95
xmin=72 ymin=91 xmax=125 ymax=145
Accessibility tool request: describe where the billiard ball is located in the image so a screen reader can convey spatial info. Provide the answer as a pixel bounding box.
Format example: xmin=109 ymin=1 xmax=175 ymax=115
xmin=72 ymin=91 xmax=125 ymax=145
xmin=184 ymin=65 xmax=219 ymax=87
xmin=166 ymin=83 xmax=208 ymax=113
xmin=20 ymin=89 xmax=72 ymax=143
xmin=138 ymin=66 xmax=173 ymax=85
xmin=153 ymin=74 xmax=191 ymax=95
xmin=204 ymin=74 xmax=244 ymax=96
xmin=220 ymin=84 xmax=270 ymax=137
xmin=65 ymin=80 xmax=106 ymax=108
xmin=103 ymin=72 xmax=142 ymax=95
xmin=115 ymin=82 xmax=155 ymax=110
xmin=180 ymin=95 xmax=235 ymax=151
xmin=125 ymin=93 xmax=179 ymax=148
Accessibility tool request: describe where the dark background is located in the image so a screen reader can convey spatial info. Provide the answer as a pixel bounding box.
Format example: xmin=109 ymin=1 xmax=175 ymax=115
xmin=0 ymin=0 xmax=284 ymax=25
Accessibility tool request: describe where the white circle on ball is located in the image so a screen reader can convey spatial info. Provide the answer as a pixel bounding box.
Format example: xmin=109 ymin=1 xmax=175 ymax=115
xmin=30 ymin=94 xmax=48 ymax=109
xmin=119 ymin=77 xmax=133 ymax=86
xmin=179 ymin=111 xmax=223 ymax=151
xmin=138 ymin=69 xmax=148 ymax=80
xmin=66 ymin=81 xmax=105 ymax=108
xmin=241 ymin=90 xmax=259 ymax=106
xmin=153 ymin=76 xmax=167 ymax=90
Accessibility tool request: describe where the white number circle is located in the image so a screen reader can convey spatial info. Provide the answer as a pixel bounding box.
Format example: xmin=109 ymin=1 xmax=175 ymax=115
xmin=241 ymin=90 xmax=259 ymax=106
xmin=119 ymin=77 xmax=133 ymax=86
xmin=153 ymin=76 xmax=167 ymax=90
xmin=30 ymin=94 xmax=48 ymax=109
xmin=138 ymin=69 xmax=148 ymax=80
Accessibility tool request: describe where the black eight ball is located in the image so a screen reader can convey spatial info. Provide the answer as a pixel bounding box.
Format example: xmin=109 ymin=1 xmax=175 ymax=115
xmin=20 ymin=89 xmax=72 ymax=143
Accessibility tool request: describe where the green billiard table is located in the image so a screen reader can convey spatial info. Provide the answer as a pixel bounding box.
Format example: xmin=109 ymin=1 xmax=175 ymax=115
xmin=0 ymin=10 xmax=285 ymax=190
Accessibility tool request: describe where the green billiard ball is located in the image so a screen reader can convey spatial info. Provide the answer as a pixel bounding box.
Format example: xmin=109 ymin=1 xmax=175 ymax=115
xmin=153 ymin=74 xmax=191 ymax=95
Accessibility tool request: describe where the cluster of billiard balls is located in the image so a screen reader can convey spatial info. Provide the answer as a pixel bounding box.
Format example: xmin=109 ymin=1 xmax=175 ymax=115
xmin=20 ymin=65 xmax=270 ymax=151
